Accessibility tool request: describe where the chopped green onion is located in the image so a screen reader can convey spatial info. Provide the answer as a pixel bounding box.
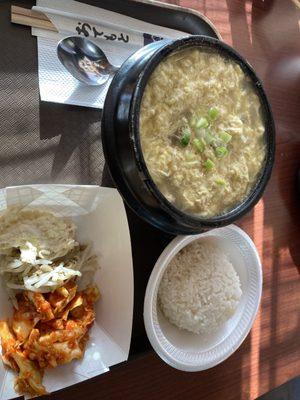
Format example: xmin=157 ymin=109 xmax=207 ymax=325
xmin=193 ymin=138 xmax=205 ymax=153
xmin=180 ymin=128 xmax=191 ymax=147
xmin=215 ymin=146 xmax=228 ymax=158
xmin=196 ymin=117 xmax=209 ymax=129
xmin=220 ymin=131 xmax=232 ymax=144
xmin=215 ymin=178 xmax=225 ymax=185
xmin=208 ymin=107 xmax=219 ymax=121
xmin=204 ymin=159 xmax=215 ymax=171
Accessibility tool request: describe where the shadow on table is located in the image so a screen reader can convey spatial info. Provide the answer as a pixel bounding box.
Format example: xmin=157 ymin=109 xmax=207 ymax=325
xmin=226 ymin=0 xmax=300 ymax=398
xmin=250 ymin=0 xmax=300 ymax=264
xmin=101 ymin=164 xmax=174 ymax=354
xmin=223 ymin=0 xmax=300 ymax=398
xmin=39 ymin=101 xmax=103 ymax=184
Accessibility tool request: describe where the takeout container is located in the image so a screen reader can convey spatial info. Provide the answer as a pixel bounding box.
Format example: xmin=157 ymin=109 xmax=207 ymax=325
xmin=143 ymin=225 xmax=262 ymax=371
xmin=102 ymin=35 xmax=275 ymax=235
xmin=0 ymin=185 xmax=133 ymax=400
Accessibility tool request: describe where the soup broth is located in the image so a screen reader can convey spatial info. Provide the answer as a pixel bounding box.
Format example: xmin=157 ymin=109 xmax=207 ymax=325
xmin=139 ymin=47 xmax=266 ymax=217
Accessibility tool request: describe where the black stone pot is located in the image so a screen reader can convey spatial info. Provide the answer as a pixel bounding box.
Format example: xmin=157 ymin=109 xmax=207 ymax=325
xmin=101 ymin=35 xmax=275 ymax=235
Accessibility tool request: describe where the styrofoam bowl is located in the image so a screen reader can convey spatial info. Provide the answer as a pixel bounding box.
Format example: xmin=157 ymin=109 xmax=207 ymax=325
xmin=143 ymin=225 xmax=262 ymax=371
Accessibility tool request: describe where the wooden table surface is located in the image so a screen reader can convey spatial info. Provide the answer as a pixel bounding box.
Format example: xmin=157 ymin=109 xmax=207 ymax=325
xmin=48 ymin=1 xmax=300 ymax=399
xmin=4 ymin=0 xmax=300 ymax=399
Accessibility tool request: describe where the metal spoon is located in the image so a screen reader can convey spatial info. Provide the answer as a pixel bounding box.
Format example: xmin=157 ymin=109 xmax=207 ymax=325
xmin=57 ymin=36 xmax=118 ymax=86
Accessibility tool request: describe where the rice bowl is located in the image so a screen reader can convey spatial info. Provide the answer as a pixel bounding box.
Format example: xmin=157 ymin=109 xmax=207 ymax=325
xmin=144 ymin=225 xmax=262 ymax=371
xmin=158 ymin=241 xmax=242 ymax=335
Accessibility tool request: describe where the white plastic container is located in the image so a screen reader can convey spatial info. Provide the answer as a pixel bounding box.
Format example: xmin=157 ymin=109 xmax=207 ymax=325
xmin=0 ymin=184 xmax=133 ymax=400
xmin=144 ymin=225 xmax=262 ymax=371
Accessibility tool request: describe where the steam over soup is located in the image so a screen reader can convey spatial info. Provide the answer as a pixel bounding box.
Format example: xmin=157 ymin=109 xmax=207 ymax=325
xmin=139 ymin=48 xmax=266 ymax=217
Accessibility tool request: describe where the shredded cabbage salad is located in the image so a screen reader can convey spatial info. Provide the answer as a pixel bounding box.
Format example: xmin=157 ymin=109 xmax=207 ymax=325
xmin=0 ymin=208 xmax=99 ymax=303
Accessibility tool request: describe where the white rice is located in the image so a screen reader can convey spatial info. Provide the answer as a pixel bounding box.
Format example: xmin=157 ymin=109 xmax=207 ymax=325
xmin=158 ymin=240 xmax=242 ymax=334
